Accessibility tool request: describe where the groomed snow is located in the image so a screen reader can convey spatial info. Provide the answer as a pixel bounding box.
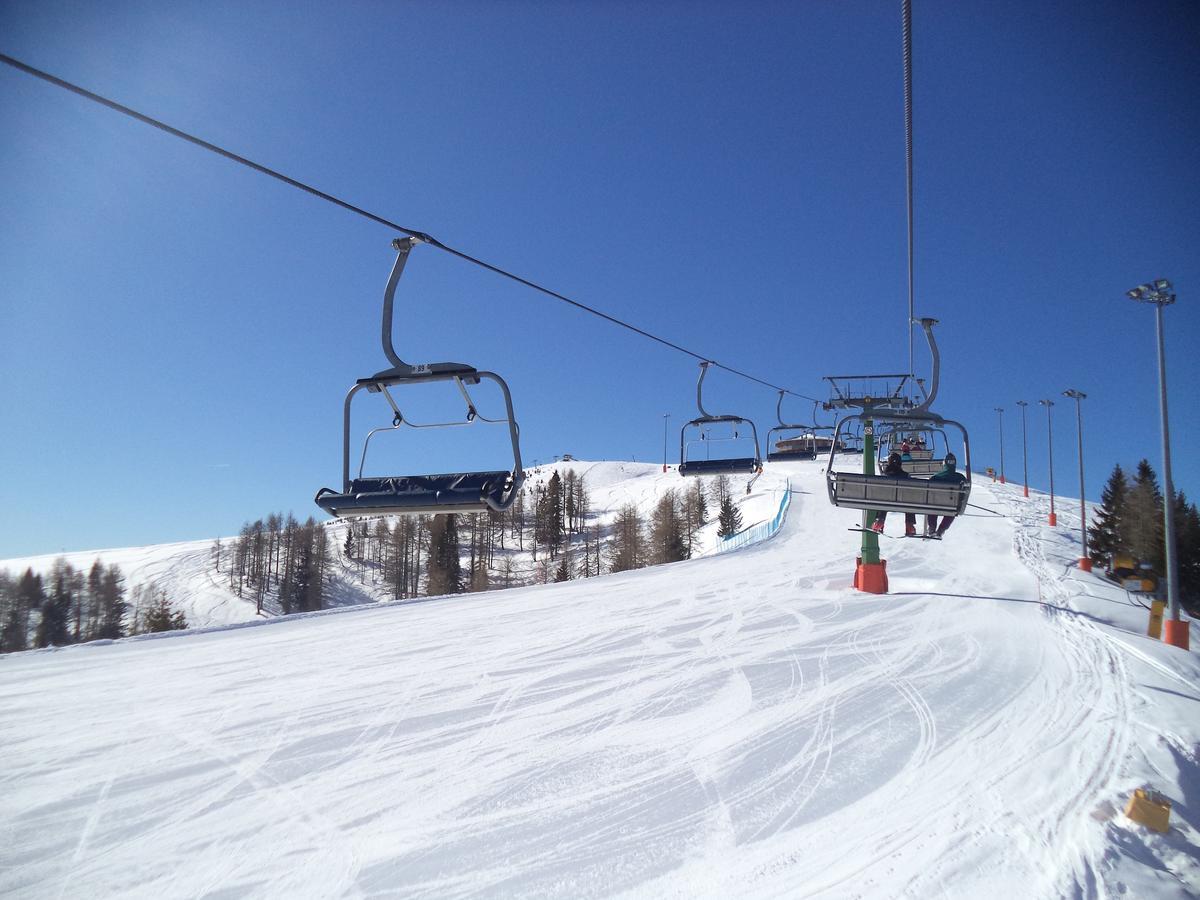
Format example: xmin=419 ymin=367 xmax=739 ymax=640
xmin=1 ymin=460 xmax=1197 ymax=898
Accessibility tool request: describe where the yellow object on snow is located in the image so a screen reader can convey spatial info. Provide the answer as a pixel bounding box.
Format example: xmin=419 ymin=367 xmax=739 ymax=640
xmin=1124 ymin=788 xmax=1171 ymax=834
xmin=1147 ymin=600 xmax=1166 ymax=639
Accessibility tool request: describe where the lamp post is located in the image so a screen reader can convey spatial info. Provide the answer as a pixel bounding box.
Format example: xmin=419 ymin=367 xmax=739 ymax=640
xmin=1038 ymin=399 xmax=1056 ymax=526
xmin=994 ymin=407 xmax=1006 ymax=484
xmin=662 ymin=413 xmax=671 ymax=473
xmin=1127 ymin=279 xmax=1187 ymax=649
xmin=1063 ymin=389 xmax=1090 ymax=571
xmin=1016 ymin=400 xmax=1030 ymax=498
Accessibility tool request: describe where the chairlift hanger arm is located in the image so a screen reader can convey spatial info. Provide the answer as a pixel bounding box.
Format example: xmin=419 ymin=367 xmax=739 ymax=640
xmin=374 ymin=237 xmax=477 ymax=381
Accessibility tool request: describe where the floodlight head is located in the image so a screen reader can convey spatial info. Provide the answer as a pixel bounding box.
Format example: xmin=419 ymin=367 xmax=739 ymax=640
xmin=1126 ymin=288 xmax=1143 ymax=300
xmin=1038 ymin=399 xmax=1054 ymax=408
xmin=1016 ymin=399 xmax=1028 ymax=407
xmin=994 ymin=407 xmax=1004 ymax=413
xmin=1063 ymin=389 xmax=1086 ymax=400
xmin=1139 ymin=283 xmax=1154 ymax=294
xmin=1154 ymin=278 xmax=1172 ymax=291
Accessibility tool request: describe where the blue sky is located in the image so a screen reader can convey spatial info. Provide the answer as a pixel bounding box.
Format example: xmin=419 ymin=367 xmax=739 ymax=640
xmin=1 ymin=0 xmax=1197 ymax=557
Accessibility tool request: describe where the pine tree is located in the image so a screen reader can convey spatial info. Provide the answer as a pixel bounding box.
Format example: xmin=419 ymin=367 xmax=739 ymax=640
xmin=1174 ymin=493 xmax=1200 ymax=616
xmin=608 ymin=503 xmax=647 ymax=573
xmin=535 ymin=472 xmax=565 ymax=558
xmin=1088 ymin=464 xmax=1129 ymax=566
xmin=96 ymin=565 xmax=128 ymax=640
xmin=717 ymin=495 xmax=743 ymax=538
xmin=470 ymin=558 xmax=490 ymax=593
xmin=35 ymin=570 xmax=72 ymax=648
xmin=0 ymin=571 xmax=22 ymax=657
xmin=142 ymin=590 xmax=187 ymax=633
xmin=711 ymin=474 xmax=733 ymax=511
xmin=86 ymin=560 xmax=104 ymax=641
xmin=3 ymin=569 xmax=43 ymax=653
xmin=1126 ymin=459 xmax=1164 ymax=570
xmin=554 ymin=554 xmax=572 ymax=582
xmin=426 ymin=514 xmax=463 ymax=595
xmin=650 ymin=490 xmax=689 ymax=564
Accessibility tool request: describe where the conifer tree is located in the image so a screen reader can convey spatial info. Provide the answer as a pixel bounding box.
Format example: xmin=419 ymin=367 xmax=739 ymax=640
xmin=554 ymin=553 xmax=572 ymax=582
xmin=711 ymin=474 xmax=733 ymax=511
xmin=0 ymin=572 xmax=15 ymax=653
xmin=142 ymin=590 xmax=187 ymax=633
xmin=4 ymin=569 xmax=43 ymax=653
xmin=35 ymin=570 xmax=72 ymax=648
xmin=1175 ymin=492 xmax=1200 ymax=616
xmin=1126 ymin=459 xmax=1164 ymax=570
xmin=535 ymin=472 xmax=565 ymax=558
xmin=470 ymin=557 xmax=490 ymax=593
xmin=650 ymin=490 xmax=689 ymax=564
xmin=96 ymin=565 xmax=128 ymax=640
xmin=717 ymin=495 xmax=743 ymax=538
xmin=426 ymin=514 xmax=464 ymax=595
xmin=608 ymin=503 xmax=647 ymax=573
xmin=1088 ymin=464 xmax=1129 ymax=566
xmin=86 ymin=560 xmax=104 ymax=641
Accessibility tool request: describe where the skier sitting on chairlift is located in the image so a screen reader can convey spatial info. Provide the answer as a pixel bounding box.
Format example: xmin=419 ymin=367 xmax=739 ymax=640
xmin=871 ymin=452 xmax=918 ymax=536
xmin=924 ymin=452 xmax=967 ymax=539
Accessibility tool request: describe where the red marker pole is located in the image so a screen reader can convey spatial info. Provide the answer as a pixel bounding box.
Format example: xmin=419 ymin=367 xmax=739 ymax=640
xmin=1039 ymin=399 xmax=1056 ymax=526
xmin=1016 ymin=401 xmax=1030 ymax=497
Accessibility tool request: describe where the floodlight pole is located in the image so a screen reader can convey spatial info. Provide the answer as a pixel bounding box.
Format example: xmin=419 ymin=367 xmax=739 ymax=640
xmin=662 ymin=413 xmax=671 ymax=473
xmin=1016 ymin=400 xmax=1030 ymax=497
xmin=1063 ymin=389 xmax=1090 ymax=571
xmin=994 ymin=407 xmax=1006 ymax=484
xmin=1127 ymin=280 xmax=1187 ymax=649
xmin=1039 ymin=399 xmax=1056 ymax=526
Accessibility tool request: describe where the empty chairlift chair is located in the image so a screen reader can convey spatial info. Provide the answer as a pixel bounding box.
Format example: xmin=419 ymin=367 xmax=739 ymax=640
xmin=314 ymin=237 xmax=525 ymax=518
xmin=679 ymin=361 xmax=763 ymax=479
xmin=766 ymin=392 xmax=831 ymax=462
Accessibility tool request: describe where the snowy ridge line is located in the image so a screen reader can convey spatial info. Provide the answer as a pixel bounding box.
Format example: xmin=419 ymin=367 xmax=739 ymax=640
xmin=715 ymin=479 xmax=792 ymax=554
xmin=2 ymin=579 xmax=538 ymax=658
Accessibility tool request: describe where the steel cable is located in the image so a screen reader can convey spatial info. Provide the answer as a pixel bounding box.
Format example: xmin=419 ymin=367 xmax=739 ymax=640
xmin=0 ymin=52 xmax=820 ymax=404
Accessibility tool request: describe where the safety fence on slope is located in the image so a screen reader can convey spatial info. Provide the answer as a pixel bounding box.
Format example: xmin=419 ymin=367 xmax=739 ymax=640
xmin=715 ymin=479 xmax=792 ymax=554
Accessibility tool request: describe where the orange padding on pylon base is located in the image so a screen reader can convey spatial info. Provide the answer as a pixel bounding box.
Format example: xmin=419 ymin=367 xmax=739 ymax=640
xmin=853 ymin=557 xmax=888 ymax=594
xmin=1164 ymin=618 xmax=1191 ymax=651
xmin=1079 ymin=558 xmax=1093 ymax=572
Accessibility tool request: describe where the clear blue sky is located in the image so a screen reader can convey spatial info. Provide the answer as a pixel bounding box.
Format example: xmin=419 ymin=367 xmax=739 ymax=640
xmin=1 ymin=0 xmax=1197 ymax=558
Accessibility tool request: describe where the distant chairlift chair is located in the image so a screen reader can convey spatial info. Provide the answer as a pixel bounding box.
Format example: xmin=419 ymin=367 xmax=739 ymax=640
xmin=877 ymin=426 xmax=946 ymax=477
xmin=679 ymin=361 xmax=763 ymax=491
xmin=314 ymin=237 xmax=525 ymax=518
xmin=767 ymin=393 xmax=833 ymax=462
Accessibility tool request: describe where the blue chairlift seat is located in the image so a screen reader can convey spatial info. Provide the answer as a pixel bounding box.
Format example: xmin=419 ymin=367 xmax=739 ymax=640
xmin=316 ymin=470 xmax=518 ymax=518
xmin=679 ymin=456 xmax=761 ymax=476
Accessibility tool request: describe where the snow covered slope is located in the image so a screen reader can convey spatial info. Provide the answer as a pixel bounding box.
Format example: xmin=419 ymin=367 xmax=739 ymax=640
xmin=0 ymin=461 xmax=786 ymax=628
xmin=2 ymin=460 xmax=1197 ymax=898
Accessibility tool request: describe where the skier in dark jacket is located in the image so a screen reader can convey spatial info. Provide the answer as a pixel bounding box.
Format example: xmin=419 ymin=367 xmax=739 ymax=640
xmin=925 ymin=452 xmax=967 ymax=538
xmin=871 ymin=452 xmax=917 ymax=536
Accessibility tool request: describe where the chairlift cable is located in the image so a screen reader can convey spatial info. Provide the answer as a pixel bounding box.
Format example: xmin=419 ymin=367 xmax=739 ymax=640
xmin=0 ymin=51 xmax=819 ymax=405
xmin=902 ymin=0 xmax=916 ymax=403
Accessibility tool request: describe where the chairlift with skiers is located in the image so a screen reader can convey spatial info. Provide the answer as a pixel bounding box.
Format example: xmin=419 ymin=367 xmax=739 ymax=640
xmin=824 ymin=318 xmax=972 ymax=520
